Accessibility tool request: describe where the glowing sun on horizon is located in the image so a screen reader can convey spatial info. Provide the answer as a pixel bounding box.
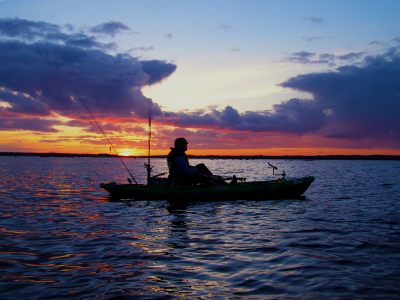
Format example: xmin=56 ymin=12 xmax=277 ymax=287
xmin=120 ymin=151 xmax=131 ymax=156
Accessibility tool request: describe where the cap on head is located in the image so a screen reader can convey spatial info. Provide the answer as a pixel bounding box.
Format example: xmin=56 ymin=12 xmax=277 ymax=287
xmin=174 ymin=137 xmax=188 ymax=147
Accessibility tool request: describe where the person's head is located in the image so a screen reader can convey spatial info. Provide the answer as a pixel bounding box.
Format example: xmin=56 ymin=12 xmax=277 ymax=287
xmin=174 ymin=137 xmax=188 ymax=151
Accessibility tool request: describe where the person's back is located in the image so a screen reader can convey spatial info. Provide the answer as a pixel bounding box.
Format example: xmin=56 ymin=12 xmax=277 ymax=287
xmin=167 ymin=137 xmax=212 ymax=183
xmin=167 ymin=146 xmax=192 ymax=179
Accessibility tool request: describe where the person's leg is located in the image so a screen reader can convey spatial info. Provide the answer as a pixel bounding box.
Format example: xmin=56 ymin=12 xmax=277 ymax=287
xmin=195 ymin=163 xmax=213 ymax=176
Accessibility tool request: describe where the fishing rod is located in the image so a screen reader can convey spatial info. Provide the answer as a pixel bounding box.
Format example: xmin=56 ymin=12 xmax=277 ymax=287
xmin=66 ymin=79 xmax=138 ymax=184
xmin=144 ymin=99 xmax=167 ymax=185
xmin=144 ymin=96 xmax=153 ymax=185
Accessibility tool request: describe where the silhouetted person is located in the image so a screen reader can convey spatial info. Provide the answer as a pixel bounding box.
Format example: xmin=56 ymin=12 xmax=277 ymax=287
xmin=167 ymin=137 xmax=213 ymax=183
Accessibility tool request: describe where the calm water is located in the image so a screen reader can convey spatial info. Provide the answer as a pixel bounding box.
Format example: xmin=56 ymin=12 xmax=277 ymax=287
xmin=0 ymin=156 xmax=400 ymax=299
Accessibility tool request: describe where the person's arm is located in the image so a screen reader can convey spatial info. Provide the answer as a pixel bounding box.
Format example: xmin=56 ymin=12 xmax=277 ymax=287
xmin=174 ymin=156 xmax=200 ymax=175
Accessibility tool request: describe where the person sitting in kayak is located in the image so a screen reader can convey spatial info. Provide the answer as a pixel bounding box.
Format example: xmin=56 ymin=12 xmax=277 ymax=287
xmin=167 ymin=137 xmax=215 ymax=184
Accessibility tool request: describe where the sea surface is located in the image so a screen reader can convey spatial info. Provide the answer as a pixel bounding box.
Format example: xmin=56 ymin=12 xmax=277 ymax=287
xmin=0 ymin=156 xmax=399 ymax=299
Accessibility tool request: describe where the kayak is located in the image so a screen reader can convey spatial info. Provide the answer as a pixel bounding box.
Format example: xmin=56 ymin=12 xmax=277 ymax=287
xmin=100 ymin=176 xmax=315 ymax=201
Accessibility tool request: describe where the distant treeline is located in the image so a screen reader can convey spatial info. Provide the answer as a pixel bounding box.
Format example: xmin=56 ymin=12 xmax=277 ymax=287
xmin=1 ymin=152 xmax=400 ymax=160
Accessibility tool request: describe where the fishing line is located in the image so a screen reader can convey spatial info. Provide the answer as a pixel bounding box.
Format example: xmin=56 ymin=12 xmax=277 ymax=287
xmin=66 ymin=79 xmax=138 ymax=184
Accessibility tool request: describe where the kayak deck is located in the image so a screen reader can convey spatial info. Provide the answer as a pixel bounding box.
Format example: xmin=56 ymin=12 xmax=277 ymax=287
xmin=100 ymin=176 xmax=315 ymax=201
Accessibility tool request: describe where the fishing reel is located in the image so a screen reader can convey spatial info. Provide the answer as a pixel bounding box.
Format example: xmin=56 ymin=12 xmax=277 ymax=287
xmin=144 ymin=163 xmax=153 ymax=185
xmin=144 ymin=163 xmax=153 ymax=172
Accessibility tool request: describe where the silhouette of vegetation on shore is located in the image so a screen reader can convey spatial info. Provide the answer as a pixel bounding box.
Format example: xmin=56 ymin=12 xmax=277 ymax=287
xmin=1 ymin=152 xmax=399 ymax=160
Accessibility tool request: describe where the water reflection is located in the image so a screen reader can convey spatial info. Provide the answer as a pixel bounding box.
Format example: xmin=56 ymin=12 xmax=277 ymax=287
xmin=166 ymin=204 xmax=191 ymax=250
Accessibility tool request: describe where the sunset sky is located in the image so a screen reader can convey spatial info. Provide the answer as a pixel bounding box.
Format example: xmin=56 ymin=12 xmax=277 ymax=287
xmin=1 ymin=0 xmax=400 ymax=156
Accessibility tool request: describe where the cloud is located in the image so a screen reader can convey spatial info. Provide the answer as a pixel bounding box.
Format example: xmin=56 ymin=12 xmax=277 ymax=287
xmin=157 ymin=47 xmax=400 ymax=148
xmin=0 ymin=18 xmax=123 ymax=50
xmin=337 ymin=52 xmax=365 ymax=61
xmin=141 ymin=60 xmax=177 ymax=85
xmin=302 ymin=36 xmax=333 ymax=42
xmin=1 ymin=18 xmax=400 ymax=151
xmin=0 ymin=40 xmax=171 ymax=117
xmin=0 ymin=117 xmax=61 ymax=132
xmin=127 ymin=46 xmax=154 ymax=53
xmin=303 ymin=16 xmax=324 ymax=25
xmin=391 ymin=37 xmax=400 ymax=44
xmin=369 ymin=40 xmax=386 ymax=46
xmin=218 ymin=24 xmax=232 ymax=33
xmin=161 ymin=101 xmax=327 ymax=134
xmin=282 ymin=51 xmax=316 ymax=64
xmin=0 ymin=17 xmax=61 ymax=40
xmin=319 ymin=53 xmax=335 ymax=61
xmin=283 ymin=51 xmax=365 ymax=65
xmin=64 ymin=34 xmax=117 ymax=50
xmin=279 ymin=48 xmax=400 ymax=144
xmin=0 ymin=18 xmax=176 ymax=133
xmin=89 ymin=21 xmax=132 ymax=37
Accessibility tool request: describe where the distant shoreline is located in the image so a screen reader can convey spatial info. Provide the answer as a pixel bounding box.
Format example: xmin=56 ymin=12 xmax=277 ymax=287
xmin=1 ymin=152 xmax=400 ymax=160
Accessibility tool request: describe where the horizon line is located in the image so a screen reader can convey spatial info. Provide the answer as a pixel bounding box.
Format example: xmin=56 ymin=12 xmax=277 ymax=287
xmin=1 ymin=152 xmax=400 ymax=160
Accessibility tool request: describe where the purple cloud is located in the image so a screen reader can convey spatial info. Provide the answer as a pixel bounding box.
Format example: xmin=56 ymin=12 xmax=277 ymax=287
xmin=0 ymin=18 xmax=177 ymax=132
xmin=162 ymin=102 xmax=327 ymax=134
xmin=0 ymin=117 xmax=61 ymax=132
xmin=280 ymin=49 xmax=400 ymax=144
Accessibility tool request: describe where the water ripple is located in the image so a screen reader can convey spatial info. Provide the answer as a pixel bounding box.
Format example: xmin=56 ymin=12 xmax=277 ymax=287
xmin=1 ymin=157 xmax=400 ymax=299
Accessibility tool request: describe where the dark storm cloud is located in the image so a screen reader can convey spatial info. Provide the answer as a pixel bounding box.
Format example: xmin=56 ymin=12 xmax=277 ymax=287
xmin=89 ymin=21 xmax=132 ymax=37
xmin=280 ymin=48 xmax=400 ymax=143
xmin=0 ymin=18 xmax=177 ymax=132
